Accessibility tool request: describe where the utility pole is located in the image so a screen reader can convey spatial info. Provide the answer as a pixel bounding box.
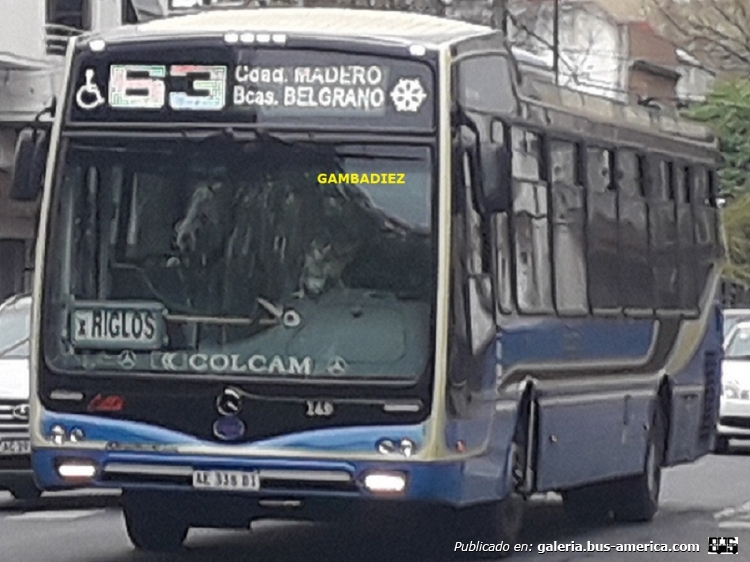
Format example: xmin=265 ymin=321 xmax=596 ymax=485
xmin=552 ymin=0 xmax=560 ymax=85
xmin=490 ymin=0 xmax=506 ymax=31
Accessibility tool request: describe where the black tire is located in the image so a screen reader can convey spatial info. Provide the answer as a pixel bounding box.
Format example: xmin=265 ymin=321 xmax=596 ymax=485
xmin=562 ymin=484 xmax=615 ymax=524
xmin=123 ymin=494 xmax=188 ymax=552
xmin=713 ymin=435 xmax=730 ymax=455
xmin=612 ymin=404 xmax=666 ymax=523
xmin=10 ymin=482 xmax=42 ymax=501
xmin=452 ymin=497 xmax=525 ymax=559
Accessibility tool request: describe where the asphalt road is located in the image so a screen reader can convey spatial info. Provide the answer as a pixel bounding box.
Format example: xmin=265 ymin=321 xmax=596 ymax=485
xmin=2 ymin=447 xmax=750 ymax=562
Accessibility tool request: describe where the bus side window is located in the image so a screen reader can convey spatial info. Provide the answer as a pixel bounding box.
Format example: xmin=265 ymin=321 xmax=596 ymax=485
xmin=708 ymin=169 xmax=724 ymax=259
xmin=648 ymin=159 xmax=679 ymax=311
xmin=675 ymin=165 xmax=699 ymax=312
xmin=586 ymin=146 xmax=620 ymax=313
xmin=616 ymin=149 xmax=650 ymax=311
xmin=548 ymin=139 xmax=587 ymax=315
xmin=691 ymin=166 xmax=715 ymax=298
xmin=67 ymin=165 xmax=95 ymax=299
xmin=511 ymin=127 xmax=553 ymax=314
xmin=463 ymin=152 xmax=490 ymax=277
xmin=493 ymin=121 xmax=514 ymax=315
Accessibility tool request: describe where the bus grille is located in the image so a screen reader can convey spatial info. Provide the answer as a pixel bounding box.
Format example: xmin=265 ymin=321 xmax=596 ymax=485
xmin=0 ymin=401 xmax=30 ymax=435
xmin=700 ymin=351 xmax=720 ymax=441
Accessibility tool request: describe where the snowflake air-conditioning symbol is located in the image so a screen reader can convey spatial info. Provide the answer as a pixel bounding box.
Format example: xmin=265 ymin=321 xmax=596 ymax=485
xmin=390 ymin=78 xmax=427 ymax=112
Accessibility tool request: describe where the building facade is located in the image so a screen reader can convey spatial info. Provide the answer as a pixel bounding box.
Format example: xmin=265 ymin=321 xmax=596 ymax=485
xmin=508 ymin=0 xmax=713 ymax=108
xmin=0 ymin=0 xmax=165 ymax=301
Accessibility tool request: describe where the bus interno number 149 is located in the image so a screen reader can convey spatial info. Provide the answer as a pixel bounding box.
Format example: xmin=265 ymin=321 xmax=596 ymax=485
xmin=12 ymin=7 xmax=724 ymax=555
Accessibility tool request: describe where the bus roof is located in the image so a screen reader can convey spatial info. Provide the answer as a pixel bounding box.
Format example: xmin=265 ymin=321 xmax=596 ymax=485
xmin=519 ymin=73 xmax=718 ymax=149
xmin=124 ymin=8 xmax=495 ymax=47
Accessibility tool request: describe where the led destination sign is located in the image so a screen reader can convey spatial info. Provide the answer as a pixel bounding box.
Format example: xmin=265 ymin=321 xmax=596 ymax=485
xmin=68 ymin=43 xmax=435 ymax=129
xmin=233 ymin=64 xmax=390 ymax=112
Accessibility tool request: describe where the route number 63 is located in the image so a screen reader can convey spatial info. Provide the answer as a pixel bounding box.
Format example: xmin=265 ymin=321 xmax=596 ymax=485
xmin=108 ymin=64 xmax=227 ymax=111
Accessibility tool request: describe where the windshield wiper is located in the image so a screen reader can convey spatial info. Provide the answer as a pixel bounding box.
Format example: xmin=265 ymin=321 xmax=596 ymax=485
xmin=163 ymin=298 xmax=301 ymax=328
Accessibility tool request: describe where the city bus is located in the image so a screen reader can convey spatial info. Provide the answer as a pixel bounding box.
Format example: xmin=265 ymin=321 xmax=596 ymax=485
xmin=12 ymin=6 xmax=724 ymax=554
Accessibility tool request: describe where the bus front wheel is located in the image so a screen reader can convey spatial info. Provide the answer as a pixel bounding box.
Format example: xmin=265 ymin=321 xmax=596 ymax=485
xmin=9 ymin=482 xmax=42 ymax=501
xmin=713 ymin=435 xmax=730 ymax=455
xmin=453 ymin=496 xmax=524 ymax=558
xmin=123 ymin=494 xmax=189 ymax=552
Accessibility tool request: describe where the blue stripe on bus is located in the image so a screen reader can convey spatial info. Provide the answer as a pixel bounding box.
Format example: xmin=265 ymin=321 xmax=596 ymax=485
xmin=39 ymin=412 xmax=426 ymax=452
xmin=499 ymin=318 xmax=655 ymax=366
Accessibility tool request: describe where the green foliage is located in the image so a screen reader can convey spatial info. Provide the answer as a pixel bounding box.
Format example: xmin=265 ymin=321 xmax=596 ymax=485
xmin=687 ymin=80 xmax=750 ymax=281
xmin=722 ymin=191 xmax=750 ymax=284
xmin=688 ymin=79 xmax=750 ymax=197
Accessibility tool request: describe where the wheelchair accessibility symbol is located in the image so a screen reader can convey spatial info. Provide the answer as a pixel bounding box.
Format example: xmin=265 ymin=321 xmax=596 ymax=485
xmin=76 ymin=69 xmax=105 ymax=110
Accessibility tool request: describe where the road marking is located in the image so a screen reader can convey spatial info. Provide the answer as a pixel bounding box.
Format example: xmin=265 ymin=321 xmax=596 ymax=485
xmin=719 ymin=521 xmax=750 ymax=530
xmin=714 ymin=500 xmax=750 ymax=520
xmin=6 ymin=509 xmax=105 ymax=521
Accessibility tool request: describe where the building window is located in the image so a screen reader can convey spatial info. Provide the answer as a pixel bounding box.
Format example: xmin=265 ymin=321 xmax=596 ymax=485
xmin=47 ymin=0 xmax=90 ymax=30
xmin=46 ymin=0 xmax=90 ymax=55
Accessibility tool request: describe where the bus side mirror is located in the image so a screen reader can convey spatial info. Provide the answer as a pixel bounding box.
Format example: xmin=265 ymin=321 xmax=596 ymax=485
xmin=478 ymin=142 xmax=511 ymax=214
xmin=10 ymin=128 xmax=48 ymax=201
xmin=458 ymin=123 xmax=511 ymax=214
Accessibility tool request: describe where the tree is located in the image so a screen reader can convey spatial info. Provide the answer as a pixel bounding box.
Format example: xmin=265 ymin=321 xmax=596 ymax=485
xmin=648 ymin=0 xmax=750 ymax=75
xmin=688 ymin=78 xmax=750 ymax=196
xmin=721 ymin=191 xmax=750 ymax=284
xmin=686 ymin=79 xmax=750 ymax=280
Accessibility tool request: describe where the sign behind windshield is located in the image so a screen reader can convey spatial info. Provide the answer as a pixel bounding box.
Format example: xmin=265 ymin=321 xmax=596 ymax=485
xmin=70 ymin=301 xmax=166 ymax=351
xmin=68 ymin=41 xmax=435 ymax=131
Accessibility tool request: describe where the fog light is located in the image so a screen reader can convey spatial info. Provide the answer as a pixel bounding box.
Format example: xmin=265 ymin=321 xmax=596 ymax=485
xmin=376 ymin=438 xmax=417 ymax=457
xmin=69 ymin=428 xmax=85 ymax=443
xmin=49 ymin=425 xmax=67 ymax=446
xmin=57 ymin=460 xmax=97 ymax=481
xmin=363 ymin=471 xmax=407 ymax=494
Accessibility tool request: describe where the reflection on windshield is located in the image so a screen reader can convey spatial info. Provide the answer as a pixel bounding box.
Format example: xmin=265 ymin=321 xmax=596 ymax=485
xmin=725 ymin=327 xmax=750 ymax=358
xmin=724 ymin=315 xmax=750 ymax=339
xmin=48 ymin=137 xmax=435 ymax=380
xmin=0 ymin=300 xmax=30 ymax=356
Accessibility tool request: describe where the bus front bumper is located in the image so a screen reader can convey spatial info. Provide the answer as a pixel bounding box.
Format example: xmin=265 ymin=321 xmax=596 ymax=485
xmin=32 ymin=449 xmax=466 ymax=504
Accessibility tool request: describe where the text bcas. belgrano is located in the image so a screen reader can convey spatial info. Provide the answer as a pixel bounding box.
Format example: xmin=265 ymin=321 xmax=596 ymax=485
xmin=233 ymin=65 xmax=386 ymax=111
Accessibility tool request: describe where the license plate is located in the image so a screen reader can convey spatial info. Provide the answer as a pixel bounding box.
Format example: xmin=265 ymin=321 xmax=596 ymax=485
xmin=192 ymin=470 xmax=260 ymax=491
xmin=0 ymin=439 xmax=31 ymax=456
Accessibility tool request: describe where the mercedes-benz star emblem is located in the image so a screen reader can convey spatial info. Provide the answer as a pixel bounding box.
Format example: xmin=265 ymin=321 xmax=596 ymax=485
xmin=216 ymin=388 xmax=243 ymax=416
xmin=326 ymin=356 xmax=348 ymax=376
xmin=12 ymin=404 xmax=30 ymax=421
xmin=118 ymin=350 xmax=136 ymax=370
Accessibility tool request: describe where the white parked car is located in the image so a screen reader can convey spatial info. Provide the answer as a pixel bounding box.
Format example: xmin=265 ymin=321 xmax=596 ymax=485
xmin=0 ymin=294 xmax=39 ymax=499
xmin=716 ymin=320 xmax=750 ymax=454
xmin=723 ymin=308 xmax=750 ymax=340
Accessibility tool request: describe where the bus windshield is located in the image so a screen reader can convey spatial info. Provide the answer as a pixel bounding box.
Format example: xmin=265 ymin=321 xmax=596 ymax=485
xmin=45 ymin=136 xmax=435 ymax=381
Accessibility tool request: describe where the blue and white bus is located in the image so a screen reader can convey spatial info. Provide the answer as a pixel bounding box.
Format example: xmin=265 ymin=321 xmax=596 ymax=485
xmin=14 ymin=7 xmax=724 ymax=554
